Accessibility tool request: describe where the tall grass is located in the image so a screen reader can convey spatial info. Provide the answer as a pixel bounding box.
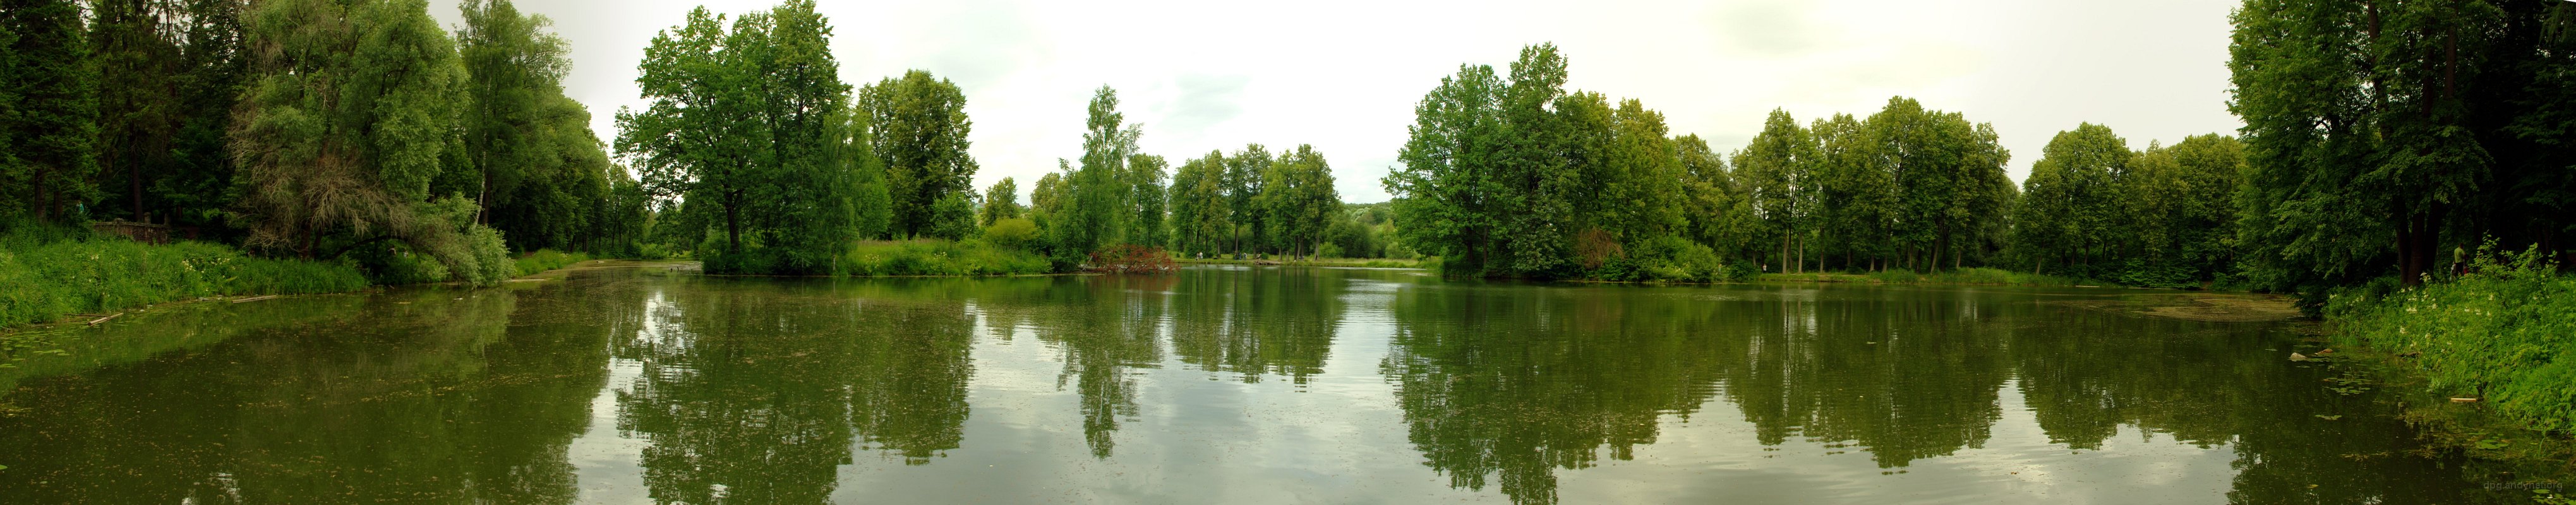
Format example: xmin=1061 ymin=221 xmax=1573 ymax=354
xmin=512 ymin=249 xmax=591 ymax=276
xmin=838 ymin=239 xmax=1050 ymax=276
xmin=0 ymin=232 xmax=368 ymax=328
xmin=2330 ymin=249 xmax=2576 ymax=432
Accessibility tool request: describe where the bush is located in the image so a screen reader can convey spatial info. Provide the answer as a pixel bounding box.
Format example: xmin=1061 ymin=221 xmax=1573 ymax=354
xmin=452 ymin=225 xmax=515 ymax=286
xmin=634 ymin=242 xmax=680 ymax=260
xmin=1088 ymin=244 xmax=1176 ymax=274
xmin=2330 ymin=246 xmax=2576 ymax=432
xmin=1721 ymin=261 xmax=1762 ymax=282
xmin=349 ymin=241 xmax=452 ymax=285
xmin=1865 ymin=270 xmax=1925 ymax=283
xmin=1932 ymin=267 xmax=2018 ymax=285
xmin=513 ymin=249 xmax=591 ymax=276
xmin=1589 ymin=236 xmax=1724 ymax=283
xmin=928 ymin=193 xmax=980 ymax=241
xmin=838 ymin=239 xmax=1051 ymax=276
xmin=0 ymin=231 xmax=368 ymax=328
xmin=984 ymin=218 xmax=1040 ymax=251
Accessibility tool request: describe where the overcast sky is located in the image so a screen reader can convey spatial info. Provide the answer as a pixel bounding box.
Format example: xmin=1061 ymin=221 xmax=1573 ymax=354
xmin=428 ymin=0 xmax=2244 ymax=203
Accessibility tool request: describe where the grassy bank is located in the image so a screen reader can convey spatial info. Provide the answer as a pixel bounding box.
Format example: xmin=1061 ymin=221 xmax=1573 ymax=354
xmin=1177 ymin=256 xmax=1430 ymax=269
xmin=512 ymin=249 xmax=592 ymax=276
xmin=0 ymin=232 xmax=370 ymax=329
xmin=2330 ymin=252 xmax=2576 ymax=433
xmin=838 ymin=239 xmax=1052 ymax=276
xmin=1759 ymin=267 xmax=2088 ymax=287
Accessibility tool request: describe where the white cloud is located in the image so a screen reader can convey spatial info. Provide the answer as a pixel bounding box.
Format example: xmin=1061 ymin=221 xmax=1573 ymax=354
xmin=431 ymin=0 xmax=2243 ymax=203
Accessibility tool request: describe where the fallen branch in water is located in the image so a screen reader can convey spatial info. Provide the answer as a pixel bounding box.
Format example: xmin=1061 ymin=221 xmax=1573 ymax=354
xmin=87 ymin=313 xmax=121 ymax=325
xmin=231 ymin=295 xmax=280 ymax=304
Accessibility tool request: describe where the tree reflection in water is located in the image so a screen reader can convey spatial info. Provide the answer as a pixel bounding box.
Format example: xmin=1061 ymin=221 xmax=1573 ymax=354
xmin=0 ymin=282 xmax=610 ymax=504
xmin=1168 ymin=266 xmax=1343 ymax=384
xmin=613 ymin=276 xmax=976 ymax=503
xmin=1383 ymin=282 xmax=2508 ymax=505
xmin=0 ymin=268 xmax=2540 ymax=505
xmin=1381 ymin=283 xmax=1732 ymax=505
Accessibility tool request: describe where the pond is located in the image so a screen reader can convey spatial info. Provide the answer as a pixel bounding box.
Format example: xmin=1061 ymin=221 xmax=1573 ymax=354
xmin=0 ymin=264 xmax=2532 ymax=504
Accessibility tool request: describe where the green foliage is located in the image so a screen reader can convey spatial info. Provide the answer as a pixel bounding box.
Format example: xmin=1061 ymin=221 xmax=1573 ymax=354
xmin=838 ymin=239 xmax=1049 ymax=276
xmin=224 ymin=0 xmax=535 ymax=287
xmin=1731 ymin=109 xmax=1817 ymax=273
xmin=454 ymin=0 xmax=633 ymax=254
xmin=1324 ymin=211 xmax=1383 ymax=259
xmin=2014 ymin=123 xmax=2129 ymax=277
xmin=1224 ymin=145 xmax=1272 ymax=255
xmin=831 ymin=99 xmax=894 ymax=242
xmin=1259 ymin=145 xmax=1339 ymax=257
xmin=0 ymin=229 xmax=366 ymax=328
xmin=980 ymin=177 xmax=1021 ymax=226
xmin=860 ymin=70 xmax=978 ymax=237
xmin=1387 ymin=45 xmax=2010 ymax=282
xmin=453 ymin=223 xmax=514 ymax=285
xmin=2331 ymin=247 xmax=2576 ymax=432
xmin=982 ymin=218 xmax=1040 ymax=251
xmin=1783 ymin=98 xmax=2014 ymax=275
xmin=1589 ymin=235 xmax=1726 ymax=283
xmin=1384 ymin=45 xmax=1566 ymax=278
xmin=157 ymin=0 xmax=251 ymax=234
xmin=510 ymin=249 xmax=589 ymax=276
xmin=0 ymin=0 xmax=100 ymax=223
xmin=2124 ymin=134 xmax=2245 ymax=284
xmin=92 ymin=0 xmax=183 ymax=223
xmin=618 ymin=1 xmax=861 ymax=275
xmin=1126 ymin=154 xmax=1170 ymax=248
xmin=927 ymin=191 xmax=977 ymax=241
xmin=2228 ymin=0 xmax=2571 ymax=300
xmin=1057 ymin=86 xmax=1143 ymax=256
xmin=1168 ymin=152 xmax=1232 ymax=255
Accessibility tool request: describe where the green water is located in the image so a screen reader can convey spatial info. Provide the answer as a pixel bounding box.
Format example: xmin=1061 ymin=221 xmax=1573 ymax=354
xmin=0 ymin=265 xmax=2534 ymax=504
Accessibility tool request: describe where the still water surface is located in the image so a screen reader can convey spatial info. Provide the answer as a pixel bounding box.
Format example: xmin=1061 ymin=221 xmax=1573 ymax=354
xmin=0 ymin=265 xmax=2522 ymax=504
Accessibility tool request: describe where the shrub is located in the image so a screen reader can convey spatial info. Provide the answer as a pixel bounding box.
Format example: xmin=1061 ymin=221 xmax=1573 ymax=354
xmin=838 ymin=239 xmax=1050 ymax=276
xmin=513 ymin=249 xmax=591 ymax=276
xmin=452 ymin=225 xmax=515 ymax=286
xmin=349 ymin=241 xmax=451 ymax=285
xmin=1595 ymin=236 xmax=1724 ymax=283
xmin=2330 ymin=246 xmax=2576 ymax=432
xmin=634 ymin=242 xmax=680 ymax=260
xmin=928 ymin=193 xmax=980 ymax=241
xmin=1089 ymin=244 xmax=1176 ymax=274
xmin=1721 ymin=261 xmax=1762 ymax=282
xmin=984 ymin=218 xmax=1040 ymax=250
xmin=1932 ymin=267 xmax=2018 ymax=285
xmin=1574 ymin=229 xmax=1625 ymax=270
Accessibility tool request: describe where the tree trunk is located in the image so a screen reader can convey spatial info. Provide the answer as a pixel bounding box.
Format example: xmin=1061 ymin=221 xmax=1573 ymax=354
xmin=2398 ymin=220 xmax=2412 ymax=285
xmin=725 ymin=194 xmax=743 ymax=254
xmin=130 ymin=162 xmax=145 ymax=222
xmin=34 ymin=173 xmax=52 ymax=222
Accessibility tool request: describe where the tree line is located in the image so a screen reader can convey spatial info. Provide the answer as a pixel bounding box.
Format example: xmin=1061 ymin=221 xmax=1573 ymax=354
xmin=614 ymin=8 xmax=1356 ymax=275
xmin=1385 ymin=44 xmax=2018 ymax=283
xmin=18 ymin=0 xmax=2563 ymax=291
xmin=2228 ymin=0 xmax=2576 ymax=304
xmin=1387 ymin=12 xmax=2575 ymax=306
xmin=1 ymin=0 xmax=643 ymax=285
